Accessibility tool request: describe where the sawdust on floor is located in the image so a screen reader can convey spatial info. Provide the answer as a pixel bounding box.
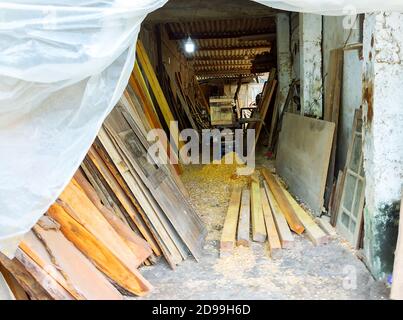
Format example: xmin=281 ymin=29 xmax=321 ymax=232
xmin=181 ymin=153 xmax=250 ymax=241
xmin=134 ymin=151 xmax=389 ymax=300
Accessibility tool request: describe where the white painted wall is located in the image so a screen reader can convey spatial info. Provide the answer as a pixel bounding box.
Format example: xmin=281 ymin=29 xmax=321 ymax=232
xmin=362 ymin=12 xmax=403 ymax=279
xmin=299 ymin=13 xmax=322 ymax=117
xmin=276 ymin=13 xmax=292 ymax=112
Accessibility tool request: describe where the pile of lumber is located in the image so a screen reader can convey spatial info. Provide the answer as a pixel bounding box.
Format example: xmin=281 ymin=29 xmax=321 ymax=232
xmin=0 ymin=177 xmax=151 ymax=299
xmin=220 ymin=168 xmax=334 ymax=258
xmin=0 ymin=39 xmax=207 ymax=299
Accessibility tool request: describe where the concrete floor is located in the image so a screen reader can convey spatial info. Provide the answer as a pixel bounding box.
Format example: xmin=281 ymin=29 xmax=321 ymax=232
xmin=134 ymin=150 xmax=389 ymax=300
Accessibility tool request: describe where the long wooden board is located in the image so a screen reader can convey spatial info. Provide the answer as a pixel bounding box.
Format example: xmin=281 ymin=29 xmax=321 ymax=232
xmin=278 ymin=182 xmax=328 ymax=245
xmin=262 ymin=169 xmax=304 ymax=234
xmin=263 ymin=181 xmax=294 ymax=248
xmin=250 ymin=179 xmax=267 ymax=242
xmin=103 ymin=107 xmax=206 ymax=262
xmin=47 ymin=203 xmax=152 ymax=296
xmin=15 ymin=248 xmax=74 ymax=300
xmin=96 ymin=129 xmax=184 ymax=268
xmin=275 ymin=113 xmax=335 ymax=214
xmin=237 ymin=189 xmax=251 ymax=247
xmin=0 ymin=253 xmax=52 ymax=300
xmin=21 ymin=221 xmax=123 ymax=300
xmin=73 ymin=171 xmax=152 ymax=265
xmin=260 ymin=187 xmax=282 ymax=255
xmin=136 ymin=40 xmax=183 ymax=151
xmin=220 ymin=186 xmax=242 ymax=256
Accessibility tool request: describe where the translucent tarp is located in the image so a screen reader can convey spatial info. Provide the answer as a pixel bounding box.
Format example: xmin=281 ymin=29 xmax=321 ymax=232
xmin=255 ymin=0 xmax=403 ymax=15
xmin=0 ymin=0 xmax=168 ymax=256
xmin=1 ymin=0 xmax=403 ymax=257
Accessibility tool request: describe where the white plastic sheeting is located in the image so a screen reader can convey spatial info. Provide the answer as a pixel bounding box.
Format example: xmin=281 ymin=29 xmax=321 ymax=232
xmin=0 ymin=0 xmax=167 ymax=256
xmin=255 ymin=0 xmax=403 ymax=15
xmin=1 ymin=1 xmax=403 ymax=257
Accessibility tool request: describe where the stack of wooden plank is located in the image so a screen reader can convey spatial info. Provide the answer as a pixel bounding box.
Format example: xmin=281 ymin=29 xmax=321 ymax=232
xmin=0 ymin=39 xmax=208 ymax=299
xmin=0 ymin=176 xmax=153 ymax=299
xmin=220 ymin=168 xmax=332 ymax=258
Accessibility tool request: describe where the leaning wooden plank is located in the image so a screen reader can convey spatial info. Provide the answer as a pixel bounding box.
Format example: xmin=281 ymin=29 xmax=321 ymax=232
xmin=47 ymin=203 xmax=152 ymax=296
xmin=220 ymin=186 xmax=242 ymax=256
xmin=237 ymin=189 xmax=251 ymax=247
xmin=92 ymin=140 xmax=164 ymax=257
xmin=73 ymin=171 xmax=152 ymax=264
xmin=255 ymin=70 xmax=277 ymax=145
xmin=250 ymin=178 xmax=267 ymax=242
xmin=260 ymin=187 xmax=281 ymax=256
xmin=129 ymin=68 xmax=183 ymax=177
xmin=324 ymin=49 xmax=344 ymax=209
xmin=315 ymin=217 xmax=337 ymax=239
xmin=0 ymin=270 xmax=14 ymax=300
xmin=172 ymin=74 xmax=198 ymax=130
xmin=0 ymin=253 xmax=52 ymax=300
xmin=391 ymin=194 xmax=403 ymax=300
xmin=95 ymin=131 xmax=184 ymax=268
xmin=0 ymin=262 xmax=28 ymax=300
xmin=33 ymin=221 xmax=123 ymax=300
xmin=263 ymin=181 xmax=294 ymax=248
xmin=15 ymin=248 xmax=74 ymax=300
xmin=330 ymin=170 xmax=345 ymax=226
xmin=21 ymin=222 xmax=123 ymax=300
xmin=262 ymin=169 xmax=304 ymax=234
xmin=278 ymin=183 xmax=328 ymax=245
xmin=136 ymin=40 xmax=183 ymax=151
xmin=19 ymin=231 xmax=83 ymax=300
xmin=104 ymin=108 xmax=206 ymax=261
xmin=59 ymin=180 xmax=145 ymax=273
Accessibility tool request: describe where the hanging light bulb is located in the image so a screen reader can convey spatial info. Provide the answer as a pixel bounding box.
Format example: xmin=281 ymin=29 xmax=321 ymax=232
xmin=184 ymin=36 xmax=195 ymax=53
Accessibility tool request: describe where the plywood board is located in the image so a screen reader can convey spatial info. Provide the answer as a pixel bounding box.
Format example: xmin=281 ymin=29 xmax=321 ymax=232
xmin=275 ymin=113 xmax=335 ymax=214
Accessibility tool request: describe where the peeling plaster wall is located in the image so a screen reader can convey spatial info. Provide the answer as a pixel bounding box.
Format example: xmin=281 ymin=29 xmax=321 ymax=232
xmin=299 ymin=13 xmax=322 ymax=117
xmin=276 ymin=13 xmax=292 ymax=112
xmin=322 ymin=16 xmax=363 ymax=173
xmin=362 ymin=12 xmax=403 ymax=280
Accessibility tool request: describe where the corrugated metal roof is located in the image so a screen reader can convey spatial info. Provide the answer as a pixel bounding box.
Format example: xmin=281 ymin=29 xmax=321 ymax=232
xmin=166 ymin=17 xmax=276 ymax=80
